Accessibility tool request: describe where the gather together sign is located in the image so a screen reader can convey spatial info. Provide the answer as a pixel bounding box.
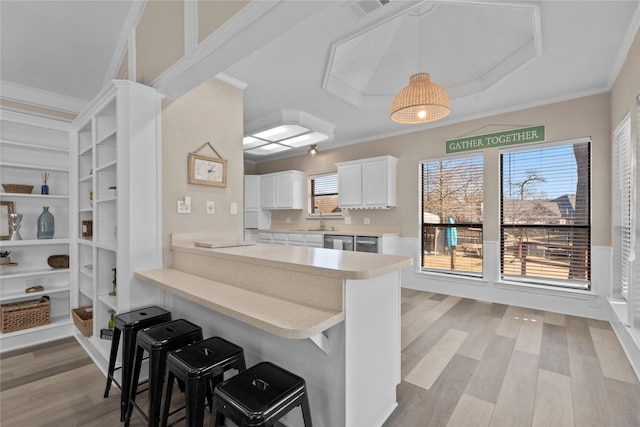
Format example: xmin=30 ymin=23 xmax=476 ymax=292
xmin=445 ymin=125 xmax=546 ymax=154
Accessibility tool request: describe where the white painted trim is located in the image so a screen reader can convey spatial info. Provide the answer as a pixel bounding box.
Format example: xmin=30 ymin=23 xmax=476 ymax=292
xmin=0 ymin=81 xmax=87 ymax=114
xmin=101 ymin=0 xmax=147 ymax=87
xmin=607 ymin=2 xmax=640 ymax=89
xmin=607 ymin=299 xmax=640 ymax=382
xmin=215 ymin=73 xmax=248 ymax=90
xmin=151 ymin=0 xmax=281 ymax=97
xmin=184 ymin=0 xmax=198 ymax=56
xmin=128 ymin=28 xmax=137 ymax=84
xmin=400 ymin=237 xmax=612 ymax=320
xmin=0 ymin=108 xmax=73 ymax=131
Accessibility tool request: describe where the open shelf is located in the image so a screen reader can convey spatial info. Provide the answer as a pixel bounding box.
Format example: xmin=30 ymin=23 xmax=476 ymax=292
xmin=0 ymin=268 xmax=69 ymax=280
xmin=0 ymin=314 xmax=72 ymax=337
xmin=0 ymin=285 xmax=70 ymax=303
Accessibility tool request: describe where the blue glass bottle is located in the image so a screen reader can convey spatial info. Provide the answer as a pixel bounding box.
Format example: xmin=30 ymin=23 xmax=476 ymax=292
xmin=37 ymin=207 xmax=54 ymax=239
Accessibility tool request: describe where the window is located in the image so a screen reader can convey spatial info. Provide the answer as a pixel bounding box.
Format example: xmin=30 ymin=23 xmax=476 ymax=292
xmin=613 ymin=115 xmax=633 ymax=300
xmin=500 ymin=139 xmax=591 ymax=289
xmin=421 ymin=156 xmax=483 ymax=275
xmin=309 ymin=173 xmax=341 ymax=215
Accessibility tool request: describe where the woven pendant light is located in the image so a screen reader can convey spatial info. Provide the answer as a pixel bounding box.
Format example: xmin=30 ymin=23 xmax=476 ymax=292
xmin=390 ymin=73 xmax=450 ymax=124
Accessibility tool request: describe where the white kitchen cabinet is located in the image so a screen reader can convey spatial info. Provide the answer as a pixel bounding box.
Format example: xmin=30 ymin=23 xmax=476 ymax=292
xmin=70 ymin=80 xmax=163 ymax=362
xmin=336 ymin=156 xmax=397 ymax=209
xmin=260 ymin=170 xmax=304 ymax=210
xmin=304 ymin=234 xmax=323 ymax=248
xmin=0 ymin=110 xmax=73 ymax=351
xmin=244 ymin=175 xmax=260 ymax=210
xmin=244 ymin=175 xmax=270 ymax=230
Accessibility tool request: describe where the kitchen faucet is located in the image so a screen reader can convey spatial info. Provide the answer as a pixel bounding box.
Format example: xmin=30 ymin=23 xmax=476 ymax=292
xmin=315 ymin=207 xmax=325 ymax=231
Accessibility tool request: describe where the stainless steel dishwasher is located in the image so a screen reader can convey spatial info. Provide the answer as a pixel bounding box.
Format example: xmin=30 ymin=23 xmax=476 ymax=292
xmin=323 ymin=234 xmax=354 ymax=251
xmin=355 ymin=236 xmax=379 ymax=253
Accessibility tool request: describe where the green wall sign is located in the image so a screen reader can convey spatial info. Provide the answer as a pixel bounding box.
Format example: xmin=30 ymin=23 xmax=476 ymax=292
xmin=445 ymin=125 xmax=546 ymax=154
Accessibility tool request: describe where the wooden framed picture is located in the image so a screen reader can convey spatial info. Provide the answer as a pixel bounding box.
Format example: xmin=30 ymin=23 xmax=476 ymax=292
xmin=188 ymin=153 xmax=227 ymax=187
xmin=1 ymin=201 xmax=15 ymax=240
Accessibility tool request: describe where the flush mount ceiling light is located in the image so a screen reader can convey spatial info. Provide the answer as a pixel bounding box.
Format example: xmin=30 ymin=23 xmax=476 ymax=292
xmin=308 ymin=145 xmax=319 ymax=157
xmin=243 ymin=110 xmax=334 ymax=156
xmin=390 ymin=73 xmax=450 ymax=124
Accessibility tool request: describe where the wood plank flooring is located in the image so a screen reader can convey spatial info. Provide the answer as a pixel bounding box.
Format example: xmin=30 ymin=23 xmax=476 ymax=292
xmin=385 ymin=289 xmax=640 ymax=427
xmin=1 ymin=288 xmax=639 ymax=426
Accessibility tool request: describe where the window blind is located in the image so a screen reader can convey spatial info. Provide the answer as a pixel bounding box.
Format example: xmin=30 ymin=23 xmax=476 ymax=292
xmin=421 ymin=156 xmax=483 ymax=275
xmin=614 ymin=117 xmax=633 ymax=300
xmin=310 ymin=173 xmax=340 ymax=214
xmin=500 ymin=141 xmax=591 ymax=289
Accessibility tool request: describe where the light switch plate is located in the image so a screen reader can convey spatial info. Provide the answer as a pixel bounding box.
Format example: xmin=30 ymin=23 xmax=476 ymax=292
xmin=177 ymin=200 xmax=191 ymax=214
xmin=230 ymin=202 xmax=238 ymax=215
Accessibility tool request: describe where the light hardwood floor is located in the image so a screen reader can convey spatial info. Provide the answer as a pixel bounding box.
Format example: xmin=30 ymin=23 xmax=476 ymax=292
xmin=1 ymin=289 xmax=639 ymax=426
xmin=384 ymin=289 xmax=640 ymax=427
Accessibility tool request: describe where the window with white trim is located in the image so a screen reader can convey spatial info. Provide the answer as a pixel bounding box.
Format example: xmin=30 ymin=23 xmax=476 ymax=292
xmin=500 ymin=139 xmax=591 ymax=289
xmin=421 ymin=156 xmax=483 ymax=275
xmin=308 ymin=173 xmax=341 ymax=215
xmin=613 ymin=114 xmax=633 ymax=300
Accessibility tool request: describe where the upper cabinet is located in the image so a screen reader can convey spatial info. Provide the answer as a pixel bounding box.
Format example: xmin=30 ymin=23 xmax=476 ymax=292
xmin=260 ymin=170 xmax=304 ymax=210
xmin=336 ymin=156 xmax=398 ymax=209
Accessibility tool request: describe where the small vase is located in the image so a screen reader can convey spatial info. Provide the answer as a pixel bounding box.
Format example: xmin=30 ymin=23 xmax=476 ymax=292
xmin=41 ymin=184 xmax=49 ymax=195
xmin=37 ymin=207 xmax=55 ymax=239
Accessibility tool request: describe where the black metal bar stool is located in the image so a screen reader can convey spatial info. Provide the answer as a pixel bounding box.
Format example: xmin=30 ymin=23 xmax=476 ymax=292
xmin=161 ymin=337 xmax=247 ymax=427
xmin=103 ymin=305 xmax=171 ymax=422
xmin=209 ymin=361 xmax=313 ymax=427
xmin=125 ymin=319 xmax=203 ymax=427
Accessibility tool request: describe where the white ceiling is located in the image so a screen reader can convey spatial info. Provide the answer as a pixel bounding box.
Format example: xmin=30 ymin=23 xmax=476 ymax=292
xmin=1 ymin=1 xmax=639 ymax=163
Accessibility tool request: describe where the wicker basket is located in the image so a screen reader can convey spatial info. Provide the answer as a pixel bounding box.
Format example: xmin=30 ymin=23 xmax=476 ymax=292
xmin=1 ymin=296 xmax=51 ymax=333
xmin=72 ymin=306 xmax=93 ymax=337
xmin=2 ymin=184 xmax=34 ymax=194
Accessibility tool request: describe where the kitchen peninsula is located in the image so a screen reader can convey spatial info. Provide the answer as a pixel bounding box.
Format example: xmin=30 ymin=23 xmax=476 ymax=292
xmin=135 ymin=234 xmax=412 ymax=427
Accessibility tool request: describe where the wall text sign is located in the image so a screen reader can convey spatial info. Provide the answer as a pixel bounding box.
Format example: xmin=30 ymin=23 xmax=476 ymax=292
xmin=445 ymin=125 xmax=546 ymax=154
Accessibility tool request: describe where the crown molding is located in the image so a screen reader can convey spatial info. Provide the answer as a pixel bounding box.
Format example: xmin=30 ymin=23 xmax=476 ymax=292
xmin=0 ymin=81 xmax=87 ymax=114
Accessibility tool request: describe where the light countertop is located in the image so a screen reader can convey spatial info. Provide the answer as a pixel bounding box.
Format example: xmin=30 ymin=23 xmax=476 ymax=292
xmin=172 ymin=241 xmax=411 ymax=280
xmin=258 ymin=228 xmax=399 ymax=238
xmin=135 ymin=237 xmax=411 ymax=339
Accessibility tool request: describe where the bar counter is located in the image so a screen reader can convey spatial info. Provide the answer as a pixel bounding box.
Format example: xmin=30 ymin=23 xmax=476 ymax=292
xmin=135 ymin=236 xmax=412 ymax=427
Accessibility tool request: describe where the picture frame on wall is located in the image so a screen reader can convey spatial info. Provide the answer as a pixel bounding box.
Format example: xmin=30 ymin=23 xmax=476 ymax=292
xmin=0 ymin=201 xmax=15 ymax=240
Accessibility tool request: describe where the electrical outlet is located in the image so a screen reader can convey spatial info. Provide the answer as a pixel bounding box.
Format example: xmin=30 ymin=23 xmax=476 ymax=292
xmin=206 ymin=201 xmax=215 ymax=215
xmin=286 ymin=218 xmax=291 ymax=223
xmin=364 ymin=218 xmax=370 ymax=225
xmin=230 ymin=202 xmax=238 ymax=215
xmin=344 ymin=217 xmax=351 ymax=225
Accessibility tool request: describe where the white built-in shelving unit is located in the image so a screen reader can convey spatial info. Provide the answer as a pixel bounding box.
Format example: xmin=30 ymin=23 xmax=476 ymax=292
xmin=70 ymin=80 xmax=164 ymax=365
xmin=0 ymin=110 xmax=73 ymax=351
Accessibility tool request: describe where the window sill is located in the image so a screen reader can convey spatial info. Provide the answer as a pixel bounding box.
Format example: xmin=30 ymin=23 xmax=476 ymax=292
xmin=417 ymin=269 xmax=486 ymax=286
xmin=496 ymin=279 xmax=597 ymax=300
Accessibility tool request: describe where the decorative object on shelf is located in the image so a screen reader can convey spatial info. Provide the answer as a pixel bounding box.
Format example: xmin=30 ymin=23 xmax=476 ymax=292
xmin=89 ymin=191 xmax=93 ymax=207
xmin=41 ymin=172 xmax=49 ymax=195
xmin=107 ymin=309 xmax=115 ymax=329
xmin=109 ymin=268 xmax=117 ymax=296
xmin=100 ymin=328 xmax=114 ymax=340
xmin=71 ymin=306 xmax=93 ymax=337
xmin=25 ymin=285 xmax=44 ymax=293
xmin=108 ymin=186 xmax=116 ymax=198
xmin=390 ymin=73 xmax=450 ymax=124
xmin=37 ymin=206 xmax=54 ymax=239
xmin=0 ymin=201 xmax=15 ymax=240
xmin=0 ymin=250 xmax=11 ymax=265
xmin=308 ymin=145 xmax=319 ymax=157
xmin=81 ymin=220 xmax=93 ymax=238
xmin=9 ymin=212 xmax=22 ymax=241
xmin=188 ymin=141 xmax=227 ymax=187
xmin=2 ymin=184 xmax=34 ymax=194
xmin=1 ymin=296 xmax=51 ymax=333
xmin=47 ymin=255 xmax=69 ymax=269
